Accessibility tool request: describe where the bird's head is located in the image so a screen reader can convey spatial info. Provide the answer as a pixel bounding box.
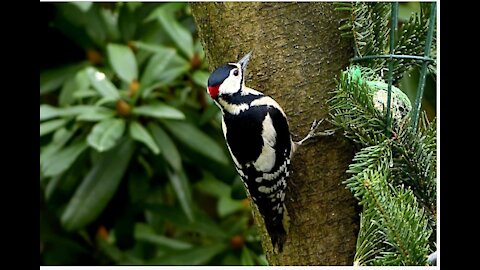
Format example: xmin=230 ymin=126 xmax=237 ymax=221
xmin=207 ymin=51 xmax=252 ymax=100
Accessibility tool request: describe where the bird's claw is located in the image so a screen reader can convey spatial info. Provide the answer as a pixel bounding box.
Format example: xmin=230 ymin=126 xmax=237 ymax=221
xmin=295 ymin=118 xmax=334 ymax=146
xmin=310 ymin=119 xmax=323 ymax=131
xmin=316 ymin=129 xmax=335 ymax=136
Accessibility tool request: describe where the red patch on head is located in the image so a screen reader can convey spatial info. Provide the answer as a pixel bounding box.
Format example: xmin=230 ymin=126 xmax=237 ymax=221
xmin=208 ymin=85 xmax=220 ymax=99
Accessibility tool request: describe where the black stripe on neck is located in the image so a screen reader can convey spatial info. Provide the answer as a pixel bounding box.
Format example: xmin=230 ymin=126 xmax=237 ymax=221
xmin=220 ymin=90 xmax=263 ymax=105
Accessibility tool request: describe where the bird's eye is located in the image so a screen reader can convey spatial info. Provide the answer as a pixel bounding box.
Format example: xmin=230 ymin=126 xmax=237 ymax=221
xmin=233 ymin=69 xmax=239 ymax=76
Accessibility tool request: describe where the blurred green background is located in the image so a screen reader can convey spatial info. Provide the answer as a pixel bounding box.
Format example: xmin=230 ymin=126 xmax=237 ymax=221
xmin=39 ymin=2 xmax=435 ymax=265
xmin=40 ymin=2 xmax=265 ymax=265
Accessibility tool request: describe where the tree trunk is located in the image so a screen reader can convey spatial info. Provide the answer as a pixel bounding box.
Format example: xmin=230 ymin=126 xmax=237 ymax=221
xmin=191 ymin=2 xmax=359 ymax=265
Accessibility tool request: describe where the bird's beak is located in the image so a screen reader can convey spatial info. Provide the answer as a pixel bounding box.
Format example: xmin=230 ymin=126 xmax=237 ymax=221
xmin=237 ymin=51 xmax=252 ymax=72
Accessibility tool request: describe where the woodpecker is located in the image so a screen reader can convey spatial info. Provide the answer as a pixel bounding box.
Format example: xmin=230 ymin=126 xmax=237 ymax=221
xmin=207 ymin=52 xmax=331 ymax=252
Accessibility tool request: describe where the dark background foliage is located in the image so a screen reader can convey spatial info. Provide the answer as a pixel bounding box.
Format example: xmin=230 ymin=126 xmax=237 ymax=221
xmin=40 ymin=2 xmax=265 ymax=265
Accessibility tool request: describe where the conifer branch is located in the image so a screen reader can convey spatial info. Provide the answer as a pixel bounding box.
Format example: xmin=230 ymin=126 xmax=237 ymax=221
xmin=336 ymin=2 xmax=437 ymax=82
xmin=332 ymin=3 xmax=437 ymax=266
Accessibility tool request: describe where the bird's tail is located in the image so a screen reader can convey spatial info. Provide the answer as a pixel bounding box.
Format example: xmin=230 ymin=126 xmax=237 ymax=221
xmin=265 ymin=204 xmax=289 ymax=253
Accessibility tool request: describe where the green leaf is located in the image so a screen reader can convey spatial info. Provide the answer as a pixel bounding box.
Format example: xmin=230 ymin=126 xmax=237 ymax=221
xmin=162 ymin=120 xmax=228 ymax=165
xmin=40 ymin=119 xmax=68 ymax=137
xmin=61 ymin=138 xmax=135 ymax=231
xmin=139 ymin=49 xmax=175 ymax=89
xmin=40 ymin=105 xmax=60 ymax=121
xmin=52 ymin=5 xmax=94 ymax=47
xmin=107 ymin=43 xmax=138 ymax=83
xmin=144 ymin=204 xmax=188 ymax=230
xmin=59 ymin=69 xmax=90 ymax=106
xmin=95 ymin=96 xmax=118 ymax=107
xmin=222 ymin=216 xmax=249 ymax=237
xmin=128 ymin=171 xmax=150 ymax=203
xmin=97 ymin=236 xmax=144 ymax=264
xmin=85 ymin=6 xmax=107 ymax=47
xmin=71 ymin=1 xmax=92 ymax=12
xmin=58 ymin=3 xmax=86 ymax=26
xmin=134 ymin=223 xmax=192 ymax=250
xmin=87 ymin=118 xmax=126 ymax=152
xmin=241 ymin=247 xmax=255 ymax=266
xmin=148 ymin=244 xmax=227 ymax=265
xmin=41 ymin=127 xmax=77 ymax=171
xmin=137 ymin=47 xmax=190 ymax=94
xmin=143 ymin=205 xmax=227 ymax=240
xmin=167 ymin=169 xmax=194 ymax=222
xmin=199 ymin=104 xmax=221 ymax=125
xmin=100 ymin=9 xmax=120 ymax=42
xmin=257 ymin=255 xmax=268 ymax=266
xmin=195 ymin=173 xmax=231 ymax=198
xmin=76 ymin=107 xmax=116 ymax=122
xmin=194 ymin=39 xmax=206 ymax=59
xmin=40 ymin=62 xmax=89 ymax=95
xmin=144 ymin=3 xmax=186 ymax=22
xmin=133 ymin=41 xmax=176 ymax=55
xmin=118 ymin=4 xmax=136 ymax=42
xmin=45 ymin=163 xmax=86 ymax=205
xmin=73 ymin=89 xmax=99 ymax=99
xmin=129 ymin=121 xmax=160 ymax=154
xmin=132 ymin=103 xmax=185 ymax=120
xmin=192 ymin=70 xmax=210 ymax=88
xmin=156 ymin=53 xmax=190 ymax=84
xmin=40 ymin=104 xmax=97 ymax=121
xmin=139 ymin=51 xmax=190 ymax=97
xmin=150 ymin=7 xmax=193 ymax=58
xmin=85 ymin=67 xmax=120 ymax=100
xmin=222 ymin=253 xmax=241 ymax=265
xmin=59 ymin=77 xmax=78 ymax=107
xmin=42 ymin=140 xmax=88 ymax=177
xmin=191 ymin=209 xmax=229 ymax=240
xmin=231 ymin=176 xmax=247 ymax=200
xmin=147 ymin=123 xmax=182 ymax=171
xmin=96 ymin=238 xmax=125 ymax=263
xmin=45 ymin=175 xmax=63 ymax=200
xmin=218 ymin=196 xmax=245 ymax=218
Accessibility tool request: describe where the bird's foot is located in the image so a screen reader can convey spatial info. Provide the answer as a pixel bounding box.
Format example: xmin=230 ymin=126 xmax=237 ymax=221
xmin=294 ymin=119 xmax=335 ymax=147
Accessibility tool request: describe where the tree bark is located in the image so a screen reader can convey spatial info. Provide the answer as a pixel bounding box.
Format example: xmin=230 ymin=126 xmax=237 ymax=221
xmin=191 ymin=2 xmax=359 ymax=265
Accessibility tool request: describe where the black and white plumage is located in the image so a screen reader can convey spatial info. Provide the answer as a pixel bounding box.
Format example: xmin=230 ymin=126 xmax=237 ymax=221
xmin=207 ymin=52 xmax=292 ymax=252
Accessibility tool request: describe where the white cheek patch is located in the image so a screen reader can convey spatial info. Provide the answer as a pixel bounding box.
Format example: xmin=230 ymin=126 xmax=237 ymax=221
xmin=219 ymin=70 xmax=242 ymax=95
